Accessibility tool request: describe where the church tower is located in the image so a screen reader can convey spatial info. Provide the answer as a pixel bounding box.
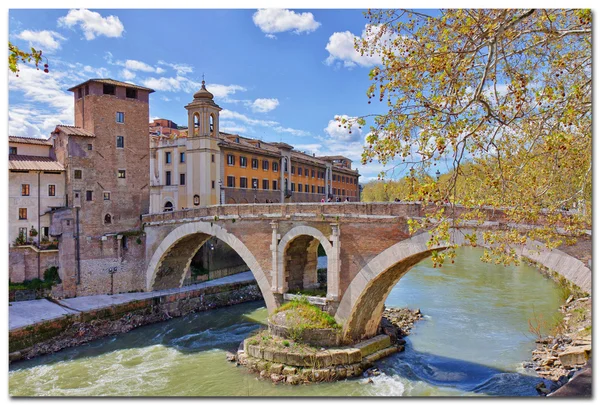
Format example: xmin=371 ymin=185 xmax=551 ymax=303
xmin=184 ymin=80 xmax=222 ymax=206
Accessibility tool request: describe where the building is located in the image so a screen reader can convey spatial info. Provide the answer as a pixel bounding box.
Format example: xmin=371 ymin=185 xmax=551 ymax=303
xmin=149 ymin=81 xmax=360 ymax=213
xmin=8 ymin=136 xmax=66 ymax=246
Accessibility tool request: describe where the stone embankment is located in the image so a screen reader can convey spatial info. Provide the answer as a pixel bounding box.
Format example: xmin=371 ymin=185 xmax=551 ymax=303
xmin=232 ymin=306 xmax=423 ymax=385
xmin=524 ymin=294 xmax=592 ymax=396
xmin=10 ymin=279 xmax=262 ymax=363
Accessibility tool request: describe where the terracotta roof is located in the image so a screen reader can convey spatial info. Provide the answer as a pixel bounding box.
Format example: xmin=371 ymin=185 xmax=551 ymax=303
xmin=67 ymin=78 xmax=155 ymax=93
xmin=9 ymin=155 xmax=65 ymax=171
xmin=8 ymin=136 xmax=52 ymax=146
xmin=318 ymin=155 xmax=353 ymax=162
xmin=54 ymin=125 xmax=96 ymax=137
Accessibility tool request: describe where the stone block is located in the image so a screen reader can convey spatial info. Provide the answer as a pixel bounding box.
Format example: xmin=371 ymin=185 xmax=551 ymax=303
xmin=257 ymin=360 xmax=269 ymax=371
xmin=282 ymin=366 xmax=297 ymax=375
xmin=270 ymin=363 xmax=284 ymax=374
xmin=559 ymin=345 xmax=591 ymax=367
xmin=347 ymin=348 xmax=362 ymax=364
xmin=329 ymin=349 xmax=349 ymax=365
xmin=300 ymin=368 xmax=313 ymax=380
xmin=273 ymin=350 xmax=288 ymax=364
xmin=285 ymin=352 xmax=305 ymax=367
xmin=286 ymin=375 xmax=301 ymax=385
xmin=353 ymin=335 xmax=391 ymax=357
xmin=315 ymin=351 xmax=332 ymax=368
xmin=263 ymin=348 xmax=274 ymax=362
xmin=312 ymin=368 xmax=331 ymax=382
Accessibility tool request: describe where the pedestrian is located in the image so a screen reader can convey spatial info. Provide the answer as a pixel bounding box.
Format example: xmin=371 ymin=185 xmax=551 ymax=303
xmin=336 ymin=197 xmax=341 ymax=203
xmin=321 ymin=198 xmax=325 ymax=203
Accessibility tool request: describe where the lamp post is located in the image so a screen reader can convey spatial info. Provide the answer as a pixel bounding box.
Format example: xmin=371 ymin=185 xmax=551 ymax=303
xmin=218 ymin=179 xmax=223 ymax=205
xmin=435 ymin=170 xmax=441 ymax=181
xmin=252 ymin=179 xmax=258 ymax=203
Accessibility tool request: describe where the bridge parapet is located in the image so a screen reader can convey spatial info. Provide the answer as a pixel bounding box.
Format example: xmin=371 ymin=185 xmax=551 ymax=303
xmin=142 ymin=202 xmax=424 ymax=225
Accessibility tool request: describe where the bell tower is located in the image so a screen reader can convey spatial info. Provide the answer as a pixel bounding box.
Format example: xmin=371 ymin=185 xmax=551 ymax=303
xmin=184 ymin=80 xmax=222 ymax=206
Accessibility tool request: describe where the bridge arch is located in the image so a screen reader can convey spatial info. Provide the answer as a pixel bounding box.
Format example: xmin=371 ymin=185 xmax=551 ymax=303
xmin=146 ymin=222 xmax=277 ymax=312
xmin=277 ymin=226 xmax=334 ymax=295
xmin=335 ymin=228 xmax=591 ymax=342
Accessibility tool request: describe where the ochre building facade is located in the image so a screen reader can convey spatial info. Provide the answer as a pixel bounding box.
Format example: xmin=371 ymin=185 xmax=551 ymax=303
xmin=149 ymin=81 xmax=360 ymax=213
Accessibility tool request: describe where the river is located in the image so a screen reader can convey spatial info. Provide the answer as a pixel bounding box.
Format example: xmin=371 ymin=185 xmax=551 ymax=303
xmin=9 ymin=247 xmax=564 ymax=396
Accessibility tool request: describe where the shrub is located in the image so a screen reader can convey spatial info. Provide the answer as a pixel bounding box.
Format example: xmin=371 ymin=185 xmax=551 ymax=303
xmin=43 ymin=266 xmax=61 ymax=285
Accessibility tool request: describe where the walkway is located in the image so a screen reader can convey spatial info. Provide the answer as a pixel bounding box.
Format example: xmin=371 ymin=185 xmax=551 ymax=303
xmin=9 ymin=271 xmax=256 ymax=331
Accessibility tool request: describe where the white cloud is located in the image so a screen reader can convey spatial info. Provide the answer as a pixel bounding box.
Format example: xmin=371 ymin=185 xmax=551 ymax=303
xmin=124 ymin=59 xmax=156 ymax=72
xmin=16 ymin=30 xmax=66 ymax=52
xmin=250 ymin=98 xmax=279 ymax=113
xmin=141 ymin=76 xmax=246 ymax=101
xmin=220 ymin=109 xmax=309 ymax=137
xmin=324 ymin=115 xmax=363 ymax=142
xmin=58 ymin=8 xmax=124 ymax=40
xmin=121 ymin=69 xmax=136 ymax=80
xmin=157 ymin=60 xmax=193 ymax=75
xmin=252 ymin=9 xmax=320 ymax=38
xmin=325 ymin=24 xmax=393 ymax=69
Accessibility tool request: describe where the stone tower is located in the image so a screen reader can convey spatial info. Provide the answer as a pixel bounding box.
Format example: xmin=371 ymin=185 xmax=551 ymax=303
xmin=184 ymin=80 xmax=222 ymax=206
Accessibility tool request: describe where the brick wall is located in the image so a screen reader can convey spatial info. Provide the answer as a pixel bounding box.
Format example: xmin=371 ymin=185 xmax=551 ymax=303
xmin=9 ymin=247 xmax=59 ymax=283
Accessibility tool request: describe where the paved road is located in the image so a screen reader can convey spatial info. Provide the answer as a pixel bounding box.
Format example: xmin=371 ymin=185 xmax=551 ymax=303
xmin=9 ymin=271 xmax=256 ymax=331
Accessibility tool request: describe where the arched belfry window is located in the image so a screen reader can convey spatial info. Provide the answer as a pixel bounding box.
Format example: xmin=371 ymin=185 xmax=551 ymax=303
xmin=209 ymin=114 xmax=215 ymax=135
xmin=164 ymin=201 xmax=174 ymax=212
xmin=193 ymin=113 xmax=200 ymax=136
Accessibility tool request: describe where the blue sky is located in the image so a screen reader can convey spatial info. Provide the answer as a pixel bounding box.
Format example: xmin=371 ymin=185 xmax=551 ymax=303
xmin=8 ymin=6 xmax=597 ymax=185
xmin=8 ymin=8 xmax=403 ymax=181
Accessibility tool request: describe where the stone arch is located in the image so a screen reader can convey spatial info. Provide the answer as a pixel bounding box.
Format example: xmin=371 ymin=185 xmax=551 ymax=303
xmin=146 ymin=221 xmax=277 ymax=312
xmin=193 ymin=112 xmax=200 ymax=136
xmin=209 ymin=113 xmax=216 ymax=135
xmin=163 ymin=200 xmax=174 ymax=212
xmin=277 ymin=226 xmax=334 ymax=295
xmin=336 ymin=229 xmax=591 ymax=342
xmin=226 ymin=197 xmax=236 ymax=204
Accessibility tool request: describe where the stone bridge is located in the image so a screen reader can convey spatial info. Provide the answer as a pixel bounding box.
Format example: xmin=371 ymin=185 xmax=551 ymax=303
xmin=142 ymin=203 xmax=591 ymax=342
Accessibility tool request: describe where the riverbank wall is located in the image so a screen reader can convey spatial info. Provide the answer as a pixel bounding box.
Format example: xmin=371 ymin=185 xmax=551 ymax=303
xmin=9 ymin=276 xmax=262 ymax=363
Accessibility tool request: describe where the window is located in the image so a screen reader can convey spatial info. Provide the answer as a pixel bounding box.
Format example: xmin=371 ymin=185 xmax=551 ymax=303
xmin=240 ymin=177 xmax=248 ymax=188
xmin=311 ymin=185 xmax=315 ymax=193
xmin=272 ymin=180 xmax=278 ymax=190
xmin=272 ymin=161 xmax=278 ymax=172
xmin=305 ymin=168 xmax=309 ymax=178
xmin=263 ymin=160 xmax=269 ymax=171
xmin=77 ymin=88 xmax=83 ymax=99
xmin=180 ymin=173 xmax=186 ymax=185
xmin=126 ymin=88 xmax=137 ymax=99
xmin=42 ymin=227 xmax=49 ymax=237
xmin=19 ymin=208 xmax=27 ymax=220
xmin=85 ymin=85 xmax=89 ymax=96
xmin=163 ymin=202 xmax=173 ymax=212
xmin=235 ymin=137 xmax=240 ymax=143
xmin=48 ymin=184 xmax=56 ymax=196
xmin=116 ymin=136 xmax=124 ymax=148
xmin=87 ymin=143 xmax=93 ymax=151
xmin=209 ymin=114 xmax=215 ymax=133
xmin=103 ymin=84 xmax=116 ymax=95
xmin=298 ymin=167 xmax=302 ymax=176
xmin=240 ymin=156 xmax=247 ymax=168
xmin=21 ymin=184 xmax=30 ymax=196
xmin=262 ymin=179 xmax=269 ymax=190
xmin=312 ymin=169 xmax=315 ymax=178
xmin=227 ymin=176 xmax=235 ymax=188
xmin=103 ymin=192 xmax=110 ymax=200
xmin=180 ymin=152 xmax=186 ymax=163
xmin=86 ymin=190 xmax=93 ymax=201
xmin=74 ymin=169 xmax=82 ymax=179
xmin=165 ymin=151 xmax=172 ymax=164
xmin=104 ymin=214 xmax=112 ymax=224
xmin=211 ymin=154 xmax=215 ymax=163
xmin=165 ymin=171 xmax=172 ymax=186
xmin=116 ymin=112 xmax=124 ymax=123
xmin=252 ymin=158 xmax=259 ymax=169
xmin=227 ymin=154 xmax=235 ymax=166
xmin=19 ymin=227 xmax=27 ymax=238
xmin=9 ymin=146 xmax=17 ymax=155
xmin=118 ymin=170 xmax=126 ymax=179
xmin=251 ymin=178 xmax=258 ymax=189
xmin=212 ymin=180 xmax=215 ymax=189
xmin=305 ymin=184 xmax=309 ymax=193
xmin=291 ymin=166 xmax=296 ymax=175
xmin=343 ymin=189 xmax=346 ymax=196
xmin=291 ymin=183 xmax=296 ymax=192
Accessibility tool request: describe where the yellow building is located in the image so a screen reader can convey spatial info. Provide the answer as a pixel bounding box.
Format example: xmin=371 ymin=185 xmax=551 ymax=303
xmin=149 ymin=81 xmax=360 ymax=213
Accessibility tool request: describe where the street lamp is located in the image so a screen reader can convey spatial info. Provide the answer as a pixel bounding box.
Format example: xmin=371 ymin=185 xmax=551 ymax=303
xmin=435 ymin=170 xmax=440 ymax=181
xmin=218 ymin=179 xmax=223 ymax=205
xmin=252 ymin=179 xmax=258 ymax=203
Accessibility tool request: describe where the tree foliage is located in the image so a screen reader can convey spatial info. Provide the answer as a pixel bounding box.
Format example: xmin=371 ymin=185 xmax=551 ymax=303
xmin=9 ymin=41 xmax=49 ymax=76
xmin=352 ymin=9 xmax=591 ymax=265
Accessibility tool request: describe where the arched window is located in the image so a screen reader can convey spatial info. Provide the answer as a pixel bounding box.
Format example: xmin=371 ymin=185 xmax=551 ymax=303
xmin=209 ymin=114 xmax=215 ymax=135
xmin=164 ymin=201 xmax=174 ymax=212
xmin=104 ymin=214 xmax=112 ymax=224
xmin=193 ymin=113 xmax=200 ymax=136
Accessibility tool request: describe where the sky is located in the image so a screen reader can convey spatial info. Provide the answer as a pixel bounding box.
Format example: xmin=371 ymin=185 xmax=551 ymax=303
xmin=8 ymin=8 xmax=403 ymax=182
